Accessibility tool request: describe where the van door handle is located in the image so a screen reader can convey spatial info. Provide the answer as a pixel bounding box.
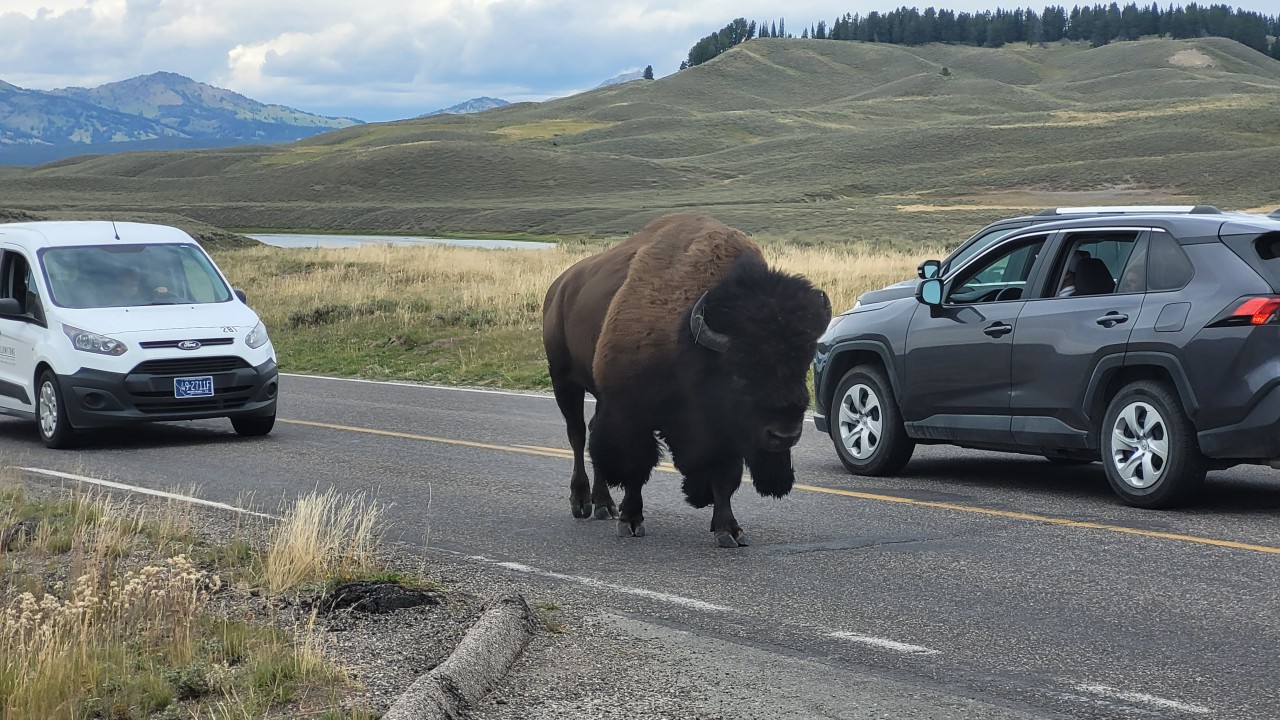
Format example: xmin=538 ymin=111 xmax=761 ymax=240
xmin=983 ymin=322 xmax=1013 ymax=338
xmin=1096 ymin=312 xmax=1129 ymax=328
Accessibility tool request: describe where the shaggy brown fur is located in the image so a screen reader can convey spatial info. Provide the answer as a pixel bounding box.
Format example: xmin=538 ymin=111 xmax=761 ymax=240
xmin=593 ymin=214 xmax=763 ymax=392
xmin=542 ymin=212 xmax=829 ymax=546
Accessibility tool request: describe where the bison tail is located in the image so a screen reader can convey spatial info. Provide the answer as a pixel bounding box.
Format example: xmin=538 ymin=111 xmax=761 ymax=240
xmin=681 ymin=476 xmax=714 ymax=508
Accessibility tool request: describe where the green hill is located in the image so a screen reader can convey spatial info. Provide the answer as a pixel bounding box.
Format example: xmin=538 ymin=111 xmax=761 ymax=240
xmin=2 ymin=36 xmax=1278 ymax=247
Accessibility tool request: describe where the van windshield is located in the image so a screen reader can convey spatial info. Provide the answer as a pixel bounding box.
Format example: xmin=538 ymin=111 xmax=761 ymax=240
xmin=39 ymin=244 xmax=233 ymax=309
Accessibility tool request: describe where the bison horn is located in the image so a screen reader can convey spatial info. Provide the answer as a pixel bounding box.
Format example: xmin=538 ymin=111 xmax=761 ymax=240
xmin=690 ymin=291 xmax=731 ymax=353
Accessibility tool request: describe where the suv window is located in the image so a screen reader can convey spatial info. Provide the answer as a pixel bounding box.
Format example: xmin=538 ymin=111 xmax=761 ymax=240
xmin=949 ymin=235 xmax=1047 ymax=304
xmin=1049 ymin=231 xmax=1140 ymax=298
xmin=1147 ymin=232 xmax=1194 ymax=291
xmin=946 ymin=225 xmax=1028 ymax=274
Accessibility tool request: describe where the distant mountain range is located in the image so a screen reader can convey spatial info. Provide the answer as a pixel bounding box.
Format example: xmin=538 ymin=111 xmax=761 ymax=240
xmin=421 ymin=97 xmax=511 ymax=117
xmin=0 ymin=72 xmax=363 ymax=166
xmin=597 ymin=70 xmax=645 ymax=87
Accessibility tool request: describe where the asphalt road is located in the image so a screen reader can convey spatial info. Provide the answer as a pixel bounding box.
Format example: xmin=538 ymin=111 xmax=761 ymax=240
xmin=5 ymin=373 xmax=1280 ymax=719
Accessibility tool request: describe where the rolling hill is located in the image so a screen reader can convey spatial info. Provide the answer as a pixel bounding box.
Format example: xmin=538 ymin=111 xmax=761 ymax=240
xmin=2 ymin=36 xmax=1278 ymax=247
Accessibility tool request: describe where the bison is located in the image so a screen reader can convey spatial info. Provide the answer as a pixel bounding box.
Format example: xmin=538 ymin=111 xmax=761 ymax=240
xmin=541 ymin=213 xmax=831 ymax=547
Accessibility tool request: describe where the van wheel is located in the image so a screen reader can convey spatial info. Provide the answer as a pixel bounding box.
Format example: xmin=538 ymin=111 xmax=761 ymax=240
xmin=37 ymin=370 xmax=77 ymax=449
xmin=231 ymin=411 xmax=275 ymax=437
xmin=830 ymin=366 xmax=914 ymax=476
xmin=1101 ymin=380 xmax=1205 ymax=508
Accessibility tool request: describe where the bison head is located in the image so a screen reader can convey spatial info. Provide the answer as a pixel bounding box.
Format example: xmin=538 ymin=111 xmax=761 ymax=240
xmin=682 ymin=256 xmax=831 ymax=495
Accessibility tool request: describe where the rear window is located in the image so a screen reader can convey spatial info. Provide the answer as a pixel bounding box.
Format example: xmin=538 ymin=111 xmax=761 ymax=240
xmin=1223 ymin=229 xmax=1280 ymax=291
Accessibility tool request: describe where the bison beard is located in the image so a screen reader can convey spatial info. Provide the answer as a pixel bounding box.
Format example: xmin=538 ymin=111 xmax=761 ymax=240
xmin=542 ymin=213 xmax=830 ymax=548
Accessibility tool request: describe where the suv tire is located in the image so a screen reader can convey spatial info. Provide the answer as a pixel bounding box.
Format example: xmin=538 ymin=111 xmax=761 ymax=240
xmin=37 ymin=370 xmax=77 ymax=449
xmin=830 ymin=366 xmax=914 ymax=476
xmin=1101 ymin=380 xmax=1206 ymax=508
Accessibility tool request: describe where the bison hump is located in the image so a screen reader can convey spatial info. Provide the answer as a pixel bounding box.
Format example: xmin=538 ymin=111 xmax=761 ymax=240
xmin=593 ymin=214 xmax=763 ymax=393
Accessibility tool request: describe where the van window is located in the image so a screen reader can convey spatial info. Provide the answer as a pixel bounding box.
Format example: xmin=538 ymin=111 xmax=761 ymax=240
xmin=40 ymin=244 xmax=233 ymax=309
xmin=1 ymin=251 xmax=45 ymax=324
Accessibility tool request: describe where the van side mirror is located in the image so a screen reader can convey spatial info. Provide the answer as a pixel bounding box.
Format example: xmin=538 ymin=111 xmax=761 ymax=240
xmin=234 ymin=289 xmax=247 ymax=303
xmin=918 ymin=260 xmax=942 ymax=279
xmin=0 ymin=298 xmax=21 ymax=316
xmin=916 ymin=278 xmax=943 ymax=306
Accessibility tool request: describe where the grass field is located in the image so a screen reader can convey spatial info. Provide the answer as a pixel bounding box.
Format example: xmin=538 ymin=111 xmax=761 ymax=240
xmin=0 ymin=36 xmax=1276 ymax=246
xmin=0 ymin=472 xmax=396 ymax=719
xmin=212 ymin=241 xmax=936 ymax=388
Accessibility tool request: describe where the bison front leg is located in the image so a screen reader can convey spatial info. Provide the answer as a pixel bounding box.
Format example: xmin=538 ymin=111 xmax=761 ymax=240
xmin=588 ymin=407 xmax=658 ymax=538
xmin=708 ymin=463 xmax=748 ymax=548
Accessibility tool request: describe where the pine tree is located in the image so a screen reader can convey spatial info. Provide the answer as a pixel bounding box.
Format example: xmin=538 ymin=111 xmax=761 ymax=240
xmin=643 ymin=65 xmax=654 ymax=80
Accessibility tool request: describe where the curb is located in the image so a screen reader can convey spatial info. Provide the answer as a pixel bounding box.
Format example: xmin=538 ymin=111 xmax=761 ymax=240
xmin=383 ymin=593 xmax=539 ymax=720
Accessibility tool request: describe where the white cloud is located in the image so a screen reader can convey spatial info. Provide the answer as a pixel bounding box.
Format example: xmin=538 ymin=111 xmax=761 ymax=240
xmin=2 ymin=0 xmax=1278 ymax=122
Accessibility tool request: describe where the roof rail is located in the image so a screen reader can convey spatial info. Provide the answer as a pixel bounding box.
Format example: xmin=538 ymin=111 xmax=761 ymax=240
xmin=1039 ymin=205 xmax=1219 ymax=216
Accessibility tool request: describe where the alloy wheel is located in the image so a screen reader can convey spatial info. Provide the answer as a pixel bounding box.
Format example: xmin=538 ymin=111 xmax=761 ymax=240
xmin=39 ymin=381 xmax=58 ymax=439
xmin=839 ymin=383 xmax=883 ymax=460
xmin=1110 ymin=400 xmax=1169 ymax=489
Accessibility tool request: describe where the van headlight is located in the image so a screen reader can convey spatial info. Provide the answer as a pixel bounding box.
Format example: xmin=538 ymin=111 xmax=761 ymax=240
xmin=245 ymin=321 xmax=270 ymax=349
xmin=62 ymin=324 xmax=127 ymax=356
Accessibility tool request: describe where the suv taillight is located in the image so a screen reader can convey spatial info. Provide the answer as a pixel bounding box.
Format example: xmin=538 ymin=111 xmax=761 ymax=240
xmin=1209 ymin=296 xmax=1280 ymax=327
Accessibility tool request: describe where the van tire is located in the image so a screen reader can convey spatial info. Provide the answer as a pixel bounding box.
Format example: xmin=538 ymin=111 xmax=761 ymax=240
xmin=231 ymin=411 xmax=275 ymax=437
xmin=37 ymin=370 xmax=77 ymax=449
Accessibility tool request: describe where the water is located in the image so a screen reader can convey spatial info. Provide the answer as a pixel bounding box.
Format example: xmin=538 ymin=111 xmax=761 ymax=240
xmin=246 ymin=233 xmax=556 ymax=250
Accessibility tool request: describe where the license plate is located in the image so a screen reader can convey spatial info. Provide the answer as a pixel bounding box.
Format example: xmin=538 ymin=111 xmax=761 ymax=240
xmin=174 ymin=376 xmax=214 ymax=398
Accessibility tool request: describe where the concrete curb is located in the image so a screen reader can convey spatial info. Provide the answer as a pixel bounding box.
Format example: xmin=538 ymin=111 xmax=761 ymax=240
xmin=383 ymin=593 xmax=539 ymax=720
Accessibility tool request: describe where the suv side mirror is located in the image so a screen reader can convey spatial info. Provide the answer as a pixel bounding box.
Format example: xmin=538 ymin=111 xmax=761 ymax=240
xmin=918 ymin=260 xmax=942 ymax=279
xmin=234 ymin=289 xmax=247 ymax=303
xmin=916 ymin=278 xmax=943 ymax=306
xmin=0 ymin=298 xmax=20 ymax=316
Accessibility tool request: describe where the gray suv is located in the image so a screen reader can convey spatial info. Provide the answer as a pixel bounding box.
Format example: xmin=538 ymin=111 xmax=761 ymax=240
xmin=812 ymin=206 xmax=1280 ymax=508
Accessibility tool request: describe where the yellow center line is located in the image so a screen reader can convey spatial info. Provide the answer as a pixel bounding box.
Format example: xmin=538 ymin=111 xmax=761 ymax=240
xmin=282 ymin=418 xmax=1280 ymax=556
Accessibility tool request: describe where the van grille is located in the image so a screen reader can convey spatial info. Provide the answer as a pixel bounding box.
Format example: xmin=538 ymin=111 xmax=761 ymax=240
xmin=139 ymin=338 xmax=235 ymax=349
xmin=129 ymin=357 xmax=250 ymax=376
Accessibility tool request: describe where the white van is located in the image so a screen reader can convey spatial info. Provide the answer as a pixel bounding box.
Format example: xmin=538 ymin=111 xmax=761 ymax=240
xmin=0 ymin=220 xmax=278 ymax=448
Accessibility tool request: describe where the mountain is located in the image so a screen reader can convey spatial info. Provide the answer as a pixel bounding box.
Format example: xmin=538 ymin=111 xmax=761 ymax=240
xmin=596 ymin=70 xmax=645 ymax=88
xmin=0 ymin=72 xmax=362 ymax=165
xmin=1 ymin=37 xmax=1278 ymax=244
xmin=420 ymin=97 xmax=510 ymax=117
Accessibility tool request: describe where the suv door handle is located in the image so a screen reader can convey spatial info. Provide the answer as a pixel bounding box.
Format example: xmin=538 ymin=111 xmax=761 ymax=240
xmin=983 ymin=322 xmax=1013 ymax=338
xmin=1096 ymin=312 xmax=1130 ymax=328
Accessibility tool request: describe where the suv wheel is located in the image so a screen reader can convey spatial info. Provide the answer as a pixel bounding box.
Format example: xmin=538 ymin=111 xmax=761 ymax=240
xmin=37 ymin=370 xmax=77 ymax=449
xmin=1101 ymin=380 xmax=1206 ymax=508
xmin=830 ymin=366 xmax=914 ymax=476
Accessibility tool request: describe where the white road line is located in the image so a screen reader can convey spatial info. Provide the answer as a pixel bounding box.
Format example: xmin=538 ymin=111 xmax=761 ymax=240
xmin=281 ymin=373 xmax=566 ymax=400
xmin=1074 ymin=683 xmax=1211 ymax=715
xmin=827 ymin=631 xmax=940 ymax=656
xmin=15 ymin=466 xmax=281 ymax=520
xmin=463 ymin=555 xmax=734 ymax=613
xmin=282 ymin=372 xmax=815 ymax=421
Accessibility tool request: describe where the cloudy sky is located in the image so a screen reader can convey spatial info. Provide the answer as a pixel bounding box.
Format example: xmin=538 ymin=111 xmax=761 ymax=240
xmin=2 ymin=0 xmax=1276 ymax=122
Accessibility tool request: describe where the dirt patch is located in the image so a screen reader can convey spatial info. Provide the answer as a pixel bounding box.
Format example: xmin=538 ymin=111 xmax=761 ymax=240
xmin=1169 ymin=49 xmax=1214 ymax=69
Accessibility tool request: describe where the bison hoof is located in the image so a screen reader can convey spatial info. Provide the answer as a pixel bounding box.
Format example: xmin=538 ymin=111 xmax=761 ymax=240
xmin=617 ymin=520 xmax=646 ymax=538
xmin=715 ymin=529 xmax=749 ymax=548
xmin=571 ymin=502 xmax=593 ymax=519
xmin=593 ymin=505 xmax=619 ymax=520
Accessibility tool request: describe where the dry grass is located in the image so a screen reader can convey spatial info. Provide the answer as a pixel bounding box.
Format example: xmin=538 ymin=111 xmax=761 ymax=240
xmin=213 ymin=241 xmax=931 ymax=386
xmin=0 ymin=470 xmax=391 ymax=720
xmin=262 ymin=489 xmax=389 ymax=594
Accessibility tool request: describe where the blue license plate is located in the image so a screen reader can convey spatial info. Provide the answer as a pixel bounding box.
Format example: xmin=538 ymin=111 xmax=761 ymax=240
xmin=174 ymin=376 xmax=214 ymax=398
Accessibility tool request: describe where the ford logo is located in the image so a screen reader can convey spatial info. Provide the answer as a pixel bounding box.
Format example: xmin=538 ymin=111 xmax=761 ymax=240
xmin=177 ymin=340 xmax=202 ymax=351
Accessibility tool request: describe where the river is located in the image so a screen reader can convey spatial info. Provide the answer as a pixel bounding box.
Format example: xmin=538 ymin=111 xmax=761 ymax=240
xmin=246 ymin=233 xmax=556 ymax=250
